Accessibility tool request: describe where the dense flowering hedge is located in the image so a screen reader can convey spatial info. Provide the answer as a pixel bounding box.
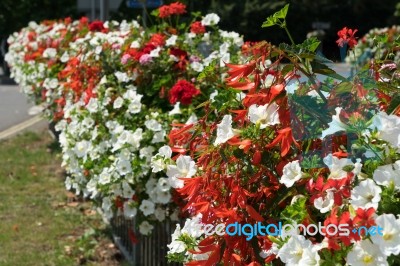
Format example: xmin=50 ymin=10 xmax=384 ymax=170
xmin=162 ymin=7 xmax=400 ymax=266
xmin=5 ymin=2 xmax=400 ymax=265
xmin=6 ymin=3 xmax=244 ymax=235
xmin=345 ymin=25 xmax=400 ymax=66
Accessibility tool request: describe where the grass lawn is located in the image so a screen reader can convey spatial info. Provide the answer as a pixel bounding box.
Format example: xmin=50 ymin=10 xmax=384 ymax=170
xmin=0 ymin=131 xmax=124 ymax=266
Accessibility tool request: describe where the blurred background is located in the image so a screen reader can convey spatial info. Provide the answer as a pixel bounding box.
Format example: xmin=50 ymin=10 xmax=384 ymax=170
xmin=1 ymin=0 xmax=400 ymax=72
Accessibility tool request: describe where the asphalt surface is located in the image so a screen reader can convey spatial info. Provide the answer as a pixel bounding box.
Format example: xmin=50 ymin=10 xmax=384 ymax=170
xmin=0 ymin=84 xmax=36 ymax=132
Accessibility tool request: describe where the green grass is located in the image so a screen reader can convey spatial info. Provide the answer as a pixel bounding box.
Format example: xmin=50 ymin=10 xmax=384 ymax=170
xmin=0 ymin=131 xmax=122 ymax=266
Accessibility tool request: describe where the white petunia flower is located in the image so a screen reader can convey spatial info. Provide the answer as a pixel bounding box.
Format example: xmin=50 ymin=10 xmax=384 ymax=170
xmin=156 ymin=190 xmax=171 ymax=204
xmin=168 ymin=224 xmax=186 ymax=254
xmin=154 ymin=207 xmax=166 ymax=221
xmin=371 ymin=111 xmax=400 ymax=149
xmin=166 ymin=155 xmax=197 ymax=188
xmin=42 ymin=48 xmax=57 ymax=58
xmin=190 ymin=61 xmax=204 ymax=72
xmin=314 ymin=190 xmax=334 ymax=213
xmin=139 ymin=221 xmax=154 ymax=235
xmin=74 ymin=140 xmax=90 ymax=158
xmin=321 ymin=107 xmax=348 ymax=138
xmin=145 ymin=119 xmax=162 ymax=131
xmin=350 ymin=179 xmax=382 ymax=210
xmin=323 ymin=154 xmax=355 ymax=179
xmin=123 ymin=201 xmax=137 ymax=219
xmin=201 ymin=13 xmax=220 ymax=26
xmin=248 ymin=103 xmax=280 ymax=129
xmin=139 ymin=199 xmax=155 ymax=216
xmin=371 ymin=214 xmax=400 ymax=256
xmin=169 ymin=102 xmax=181 ymax=115
xmin=278 ymin=235 xmax=320 ymax=265
xmin=373 ymin=160 xmax=400 ymax=190
xmin=347 ymin=240 xmax=388 ymax=266
xmin=214 ymin=115 xmax=235 ymax=145
xmin=113 ymin=96 xmax=124 ymax=109
xmin=280 ymin=160 xmax=303 ymax=188
xmin=166 ymin=35 xmax=178 ymax=46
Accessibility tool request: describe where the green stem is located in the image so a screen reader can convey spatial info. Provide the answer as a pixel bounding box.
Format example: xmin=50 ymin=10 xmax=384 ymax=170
xmin=284 ymin=24 xmax=295 ymax=46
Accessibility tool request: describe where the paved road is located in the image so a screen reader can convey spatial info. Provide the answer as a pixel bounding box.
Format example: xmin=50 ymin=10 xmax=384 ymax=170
xmin=0 ymin=85 xmax=36 ymax=132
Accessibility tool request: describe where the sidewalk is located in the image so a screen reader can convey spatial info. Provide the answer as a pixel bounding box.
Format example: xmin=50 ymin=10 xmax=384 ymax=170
xmin=0 ymin=84 xmax=46 ymax=139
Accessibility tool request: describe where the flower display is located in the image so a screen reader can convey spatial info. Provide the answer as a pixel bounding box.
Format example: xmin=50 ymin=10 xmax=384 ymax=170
xmin=6 ymin=2 xmax=244 ymax=236
xmin=164 ymin=5 xmax=400 ymax=265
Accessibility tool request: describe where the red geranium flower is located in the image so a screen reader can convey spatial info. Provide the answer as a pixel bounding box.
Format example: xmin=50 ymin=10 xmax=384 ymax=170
xmin=190 ymin=21 xmax=206 ymax=34
xmin=89 ymin=20 xmax=107 ymax=32
xmin=168 ymin=80 xmax=200 ymax=105
xmin=336 ymin=27 xmax=358 ymax=48
xmin=158 ymin=2 xmax=186 ymax=18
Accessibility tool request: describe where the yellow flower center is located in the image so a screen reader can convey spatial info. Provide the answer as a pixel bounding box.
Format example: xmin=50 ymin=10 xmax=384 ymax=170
xmin=383 ymin=233 xmax=393 ymax=241
xmin=363 ymin=255 xmax=374 ymax=263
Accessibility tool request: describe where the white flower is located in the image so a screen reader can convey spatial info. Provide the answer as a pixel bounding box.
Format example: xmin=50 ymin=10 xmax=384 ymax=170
xmin=323 ymin=154 xmax=355 ymax=179
xmin=371 ymin=214 xmax=400 ymax=256
xmin=116 ymin=159 xmax=132 ymax=176
xmin=139 ymin=221 xmax=154 ymax=235
xmin=321 ymin=107 xmax=348 ymax=138
xmin=280 ymin=160 xmax=303 ymax=188
xmin=145 ymin=119 xmax=162 ymax=131
xmin=168 ymin=224 xmax=186 ymax=254
xmin=166 ymin=155 xmax=197 ymax=188
xmin=151 ymin=130 xmax=166 ymax=143
xmin=210 ymin=91 xmax=218 ymax=102
xmin=347 ymin=240 xmax=387 ymax=266
xmin=123 ymin=201 xmax=137 ymax=218
xmin=314 ymin=191 xmax=334 ymax=213
xmin=373 ymin=160 xmax=400 ymax=190
xmin=214 ymin=115 xmax=235 ymax=145
xmin=186 ymin=114 xmax=198 ymax=125
xmin=278 ymin=235 xmax=320 ymax=265
xmin=157 ymin=177 xmax=170 ymax=192
xmin=114 ymin=71 xmax=130 ymax=83
xmin=156 ymin=190 xmax=171 ymax=204
xmin=154 ymin=207 xmax=166 ymax=221
xmin=166 ymin=35 xmax=178 ymax=46
xmin=99 ymin=169 xmax=112 ymax=185
xmin=139 ymin=200 xmax=155 ymax=216
xmin=190 ymin=61 xmax=204 ymax=72
xmin=130 ymin=40 xmax=140 ymax=48
xmin=86 ymin=97 xmax=99 ymax=113
xmin=169 ymin=102 xmax=181 ymax=115
xmin=350 ymin=179 xmax=382 ymax=210
xmin=181 ymin=214 xmax=204 ymax=238
xmin=201 ymin=13 xmax=220 ymax=26
xmin=42 ymin=48 xmax=57 ymax=58
xmin=248 ymin=103 xmax=280 ymax=129
xmin=371 ymin=111 xmax=400 ymax=148
xmin=74 ymin=140 xmax=90 ymax=158
xmin=113 ymin=97 xmax=124 ymax=109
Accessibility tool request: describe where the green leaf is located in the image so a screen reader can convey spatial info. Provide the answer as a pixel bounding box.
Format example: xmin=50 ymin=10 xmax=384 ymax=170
xmin=333 ymin=81 xmax=353 ymax=95
xmin=261 ymin=17 xmax=276 ymax=28
xmin=261 ymin=4 xmax=289 ymax=28
xmin=280 ymin=196 xmax=307 ymax=224
xmin=311 ymin=61 xmax=347 ymax=81
xmin=275 ymin=4 xmax=289 ymax=19
xmin=300 ymin=37 xmax=320 ymax=53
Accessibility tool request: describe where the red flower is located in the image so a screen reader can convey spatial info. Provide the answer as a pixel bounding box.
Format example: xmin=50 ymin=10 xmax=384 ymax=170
xmin=158 ymin=2 xmax=186 ymax=18
xmin=190 ymin=21 xmax=206 ymax=34
xmin=148 ymin=33 xmax=165 ymax=46
xmin=89 ymin=20 xmax=107 ymax=32
xmin=168 ymin=80 xmax=200 ymax=105
xmin=336 ymin=27 xmax=358 ymax=48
